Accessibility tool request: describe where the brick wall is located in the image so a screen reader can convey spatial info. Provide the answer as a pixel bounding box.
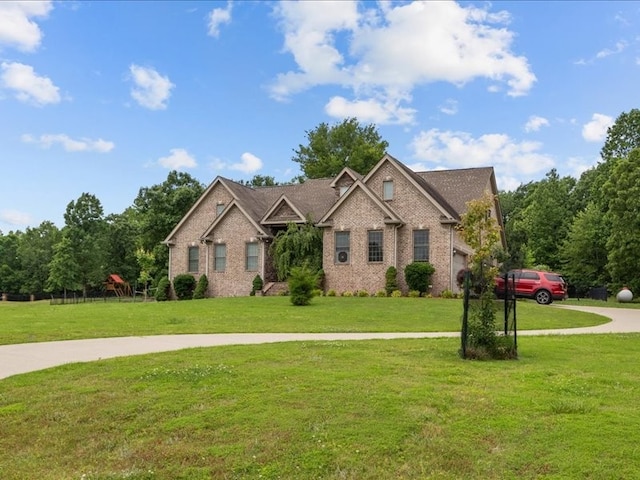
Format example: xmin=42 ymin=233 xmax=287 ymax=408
xmin=168 ymin=183 xmax=264 ymax=297
xmin=322 ymin=161 xmax=460 ymax=295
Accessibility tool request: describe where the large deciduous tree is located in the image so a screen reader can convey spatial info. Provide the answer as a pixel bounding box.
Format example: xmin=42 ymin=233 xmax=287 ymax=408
xmin=46 ymin=235 xmax=82 ymax=296
xmin=601 ymin=108 xmax=640 ymax=162
xmin=0 ymin=231 xmax=23 ymax=294
xmin=133 ymin=171 xmax=204 ymax=277
xmin=17 ymin=221 xmax=61 ymax=295
xmin=604 ymin=148 xmax=640 ymax=293
xmin=103 ymin=211 xmax=139 ymax=285
xmin=292 ymin=117 xmax=389 ymax=179
xmin=518 ymin=169 xmax=575 ymax=271
xmin=62 ymin=193 xmax=108 ymax=296
xmin=560 ymin=202 xmax=609 ymax=294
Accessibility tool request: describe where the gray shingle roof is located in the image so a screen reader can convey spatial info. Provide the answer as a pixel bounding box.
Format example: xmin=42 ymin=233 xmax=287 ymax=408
xmin=417 ymin=167 xmax=495 ymax=217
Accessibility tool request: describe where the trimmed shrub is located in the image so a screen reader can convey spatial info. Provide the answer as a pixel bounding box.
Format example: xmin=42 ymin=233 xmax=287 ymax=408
xmin=440 ymin=289 xmax=454 ymax=299
xmin=404 ymin=261 xmax=435 ymax=295
xmin=312 ymin=289 xmax=324 ymax=297
xmin=193 ymin=274 xmax=209 ymax=299
xmin=358 ymin=290 xmax=369 ymax=297
xmin=385 ymin=266 xmax=398 ymax=295
xmin=155 ymin=276 xmax=170 ymax=302
xmin=327 ymin=289 xmax=337 ymax=297
xmin=341 ymin=291 xmax=354 ymax=297
xmin=375 ymin=289 xmax=387 ymax=297
xmin=288 ymin=267 xmax=316 ymax=306
xmin=173 ymin=274 xmax=197 ymax=301
xmin=251 ymin=274 xmax=263 ymax=296
xmin=390 ymin=290 xmax=402 ymax=298
xmin=408 ymin=290 xmax=421 ymax=298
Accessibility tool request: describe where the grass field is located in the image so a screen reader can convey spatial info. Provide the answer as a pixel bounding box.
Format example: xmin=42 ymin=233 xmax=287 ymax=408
xmin=1 ymin=334 xmax=640 ymax=479
xmin=0 ymin=296 xmax=609 ymax=345
xmin=0 ymin=297 xmax=635 ymax=479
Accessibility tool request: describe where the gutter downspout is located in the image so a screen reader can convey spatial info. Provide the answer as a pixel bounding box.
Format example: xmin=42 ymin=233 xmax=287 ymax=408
xmin=450 ymin=225 xmax=454 ymax=291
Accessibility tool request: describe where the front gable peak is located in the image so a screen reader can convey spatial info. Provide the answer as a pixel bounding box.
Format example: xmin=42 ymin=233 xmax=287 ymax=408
xmin=261 ymin=195 xmax=306 ymax=225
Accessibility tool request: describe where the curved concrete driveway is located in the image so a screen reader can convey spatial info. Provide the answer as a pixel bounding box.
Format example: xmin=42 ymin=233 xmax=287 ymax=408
xmin=0 ymin=305 xmax=638 ymax=380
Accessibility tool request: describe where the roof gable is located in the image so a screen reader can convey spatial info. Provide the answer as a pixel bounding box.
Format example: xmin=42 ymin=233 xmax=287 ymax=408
xmin=318 ymin=179 xmax=403 ymax=226
xmin=363 ymin=154 xmax=459 ymax=221
xmin=329 ymin=167 xmax=362 ymax=188
xmin=201 ymin=199 xmax=267 ymax=239
xmin=163 ymin=176 xmax=233 ymax=244
xmin=261 ymin=195 xmax=307 ymax=224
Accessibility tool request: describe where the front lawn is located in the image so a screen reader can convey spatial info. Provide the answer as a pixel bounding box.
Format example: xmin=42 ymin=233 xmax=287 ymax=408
xmin=0 ymin=296 xmax=608 ymax=345
xmin=1 ymin=334 xmax=639 ymax=479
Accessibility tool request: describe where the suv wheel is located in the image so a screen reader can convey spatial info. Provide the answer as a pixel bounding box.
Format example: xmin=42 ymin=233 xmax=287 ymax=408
xmin=535 ymin=289 xmax=552 ymax=305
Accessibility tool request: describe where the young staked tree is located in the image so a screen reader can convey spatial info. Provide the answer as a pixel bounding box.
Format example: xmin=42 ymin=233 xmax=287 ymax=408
xmin=292 ymin=117 xmax=389 ymax=179
xmin=457 ymin=193 xmax=508 ymax=358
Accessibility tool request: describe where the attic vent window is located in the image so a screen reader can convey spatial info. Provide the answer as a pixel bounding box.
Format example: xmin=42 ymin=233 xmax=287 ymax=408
xmin=383 ymin=180 xmax=394 ymax=200
xmin=216 ymin=203 xmax=225 ymax=215
xmin=339 ymin=186 xmax=349 ymax=196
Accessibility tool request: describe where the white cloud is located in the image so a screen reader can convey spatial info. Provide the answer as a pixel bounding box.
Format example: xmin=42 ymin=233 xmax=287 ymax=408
xmin=595 ymin=41 xmax=627 ymax=59
xmin=582 ymin=113 xmax=613 ymax=142
xmin=0 ymin=209 xmax=32 ymax=226
xmin=230 ymin=152 xmax=263 ymax=173
xmin=21 ymin=133 xmax=114 ymax=152
xmin=0 ymin=1 xmax=52 ymax=52
xmin=270 ymin=1 xmax=535 ymax=124
xmin=576 ymin=41 xmax=628 ymax=65
xmin=207 ymin=1 xmax=232 ymax=37
xmin=409 ymin=128 xmax=554 ymax=178
xmin=129 ymin=64 xmax=174 ymax=110
xmin=158 ymin=148 xmax=197 ymax=170
xmin=439 ymin=99 xmax=458 ymax=116
xmin=325 ymin=95 xmax=416 ymax=124
xmin=1 ymin=61 xmax=60 ymax=106
xmin=524 ymin=115 xmax=549 ymax=132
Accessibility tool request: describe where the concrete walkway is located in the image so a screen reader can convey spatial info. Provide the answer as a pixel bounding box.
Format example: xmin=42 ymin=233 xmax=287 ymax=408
xmin=1 ymin=305 xmax=638 ymax=380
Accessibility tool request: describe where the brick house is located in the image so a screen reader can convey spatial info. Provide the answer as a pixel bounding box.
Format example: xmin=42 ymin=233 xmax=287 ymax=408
xmin=163 ymin=154 xmax=505 ymax=297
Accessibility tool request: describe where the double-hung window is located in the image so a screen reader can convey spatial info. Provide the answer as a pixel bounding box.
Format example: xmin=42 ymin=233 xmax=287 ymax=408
xmin=246 ymin=242 xmax=259 ymax=271
xmin=383 ymin=180 xmax=394 ymax=200
xmin=368 ymin=230 xmax=383 ymax=262
xmin=413 ymin=229 xmax=430 ymax=262
xmin=214 ymin=244 xmax=226 ymax=272
xmin=188 ymin=246 xmax=199 ymax=273
xmin=335 ymin=231 xmax=350 ymax=264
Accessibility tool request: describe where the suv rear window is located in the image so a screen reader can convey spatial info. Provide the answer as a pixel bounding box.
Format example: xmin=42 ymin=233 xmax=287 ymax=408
xmin=544 ymin=273 xmax=564 ymax=283
xmin=521 ymin=272 xmax=540 ymax=280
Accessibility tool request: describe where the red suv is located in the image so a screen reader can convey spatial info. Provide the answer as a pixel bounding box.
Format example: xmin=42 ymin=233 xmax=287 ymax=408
xmin=495 ymin=269 xmax=567 ymax=305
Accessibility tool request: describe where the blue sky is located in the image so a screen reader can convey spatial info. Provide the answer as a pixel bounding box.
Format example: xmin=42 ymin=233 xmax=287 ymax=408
xmin=1 ymin=1 xmax=639 ymax=233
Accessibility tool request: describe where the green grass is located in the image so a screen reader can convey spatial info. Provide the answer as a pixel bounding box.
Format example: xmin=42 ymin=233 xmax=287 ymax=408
xmin=564 ymin=297 xmax=640 ymax=308
xmin=1 ymin=334 xmax=639 ymax=479
xmin=0 ymin=296 xmax=608 ymax=345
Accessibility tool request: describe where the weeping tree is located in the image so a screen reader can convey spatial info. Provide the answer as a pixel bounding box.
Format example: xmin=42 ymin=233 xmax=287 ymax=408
xmin=270 ymin=222 xmax=323 ymax=281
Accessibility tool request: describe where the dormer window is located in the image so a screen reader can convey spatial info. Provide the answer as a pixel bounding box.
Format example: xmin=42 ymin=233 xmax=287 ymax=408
xmin=383 ymin=180 xmax=394 ymax=200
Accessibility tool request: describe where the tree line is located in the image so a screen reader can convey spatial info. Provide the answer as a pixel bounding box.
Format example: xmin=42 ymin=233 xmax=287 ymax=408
xmin=0 ymin=112 xmax=639 ymax=297
xmin=501 ymin=108 xmax=640 ymax=295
